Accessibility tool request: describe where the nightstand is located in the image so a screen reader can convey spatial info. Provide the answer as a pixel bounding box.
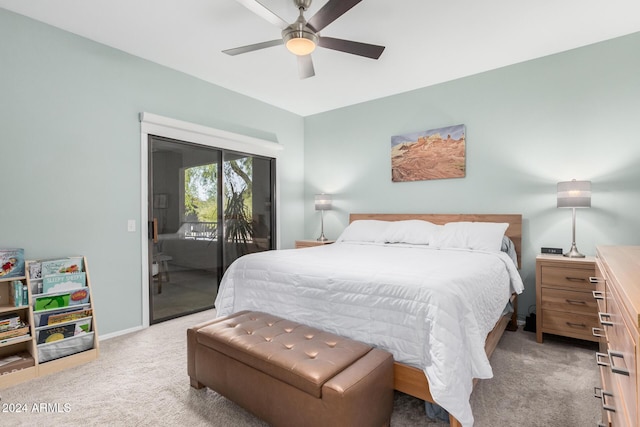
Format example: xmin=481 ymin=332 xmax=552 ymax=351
xmin=535 ymin=254 xmax=597 ymax=343
xmin=294 ymin=240 xmax=335 ymax=249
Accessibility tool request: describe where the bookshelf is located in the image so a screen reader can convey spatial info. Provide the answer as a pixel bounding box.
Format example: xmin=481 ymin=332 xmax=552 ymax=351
xmin=0 ymin=273 xmax=37 ymax=386
xmin=0 ymin=256 xmax=99 ymax=388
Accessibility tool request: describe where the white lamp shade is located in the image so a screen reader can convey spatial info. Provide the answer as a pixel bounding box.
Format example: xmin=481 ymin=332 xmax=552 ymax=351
xmin=557 ymin=180 xmax=591 ymax=208
xmin=315 ymin=194 xmax=332 ymax=210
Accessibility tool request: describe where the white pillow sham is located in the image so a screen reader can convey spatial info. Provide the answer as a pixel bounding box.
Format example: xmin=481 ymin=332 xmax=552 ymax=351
xmin=336 ymin=220 xmax=390 ymax=243
xmin=382 ymin=220 xmax=441 ymax=245
xmin=432 ymin=221 xmax=509 ymax=253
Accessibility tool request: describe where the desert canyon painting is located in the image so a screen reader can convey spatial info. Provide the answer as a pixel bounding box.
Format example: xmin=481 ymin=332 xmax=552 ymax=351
xmin=391 ymin=124 xmax=466 ymax=182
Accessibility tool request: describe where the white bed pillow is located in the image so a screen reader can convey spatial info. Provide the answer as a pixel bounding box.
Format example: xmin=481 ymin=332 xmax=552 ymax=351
xmin=336 ymin=220 xmax=390 ymax=243
xmin=382 ymin=220 xmax=441 ymax=245
xmin=432 ymin=222 xmax=509 ymax=252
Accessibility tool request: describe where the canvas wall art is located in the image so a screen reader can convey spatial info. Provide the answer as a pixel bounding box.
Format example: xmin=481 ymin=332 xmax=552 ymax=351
xmin=391 ymin=124 xmax=466 ymax=182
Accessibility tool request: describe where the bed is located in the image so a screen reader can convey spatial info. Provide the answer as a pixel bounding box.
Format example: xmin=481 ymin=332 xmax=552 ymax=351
xmin=214 ymin=213 xmax=523 ymax=427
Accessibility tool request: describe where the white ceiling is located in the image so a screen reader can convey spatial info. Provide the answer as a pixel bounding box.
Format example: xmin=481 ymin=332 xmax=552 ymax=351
xmin=1 ymin=0 xmax=639 ymax=116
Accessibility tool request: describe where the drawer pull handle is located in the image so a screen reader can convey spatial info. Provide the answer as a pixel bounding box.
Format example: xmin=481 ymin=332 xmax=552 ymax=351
xmin=566 ymin=321 xmax=586 ymax=328
xmin=601 ymin=391 xmax=616 ymax=412
xmin=565 ymin=299 xmax=587 ymax=305
xmin=599 ymin=312 xmax=613 ymax=327
xmin=595 ymin=352 xmax=609 ymax=367
xmin=589 ymin=277 xmax=604 ymax=284
xmin=592 ymin=290 xmax=604 ymax=300
xmin=594 ymin=386 xmax=602 ymax=398
xmin=592 ymin=327 xmax=605 ymax=338
xmin=594 ymin=387 xmax=616 ymax=412
xmin=608 ymin=350 xmax=630 ymax=376
xmin=566 ymin=276 xmax=586 ymax=282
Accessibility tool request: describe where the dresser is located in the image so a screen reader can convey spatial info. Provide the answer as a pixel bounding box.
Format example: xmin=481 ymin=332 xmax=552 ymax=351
xmin=594 ymin=246 xmax=640 ymax=427
xmin=536 ymin=254 xmax=598 ymax=343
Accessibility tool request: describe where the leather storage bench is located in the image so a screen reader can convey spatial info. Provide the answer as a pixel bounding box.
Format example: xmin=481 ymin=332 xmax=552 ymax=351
xmin=187 ymin=311 xmax=394 ymax=427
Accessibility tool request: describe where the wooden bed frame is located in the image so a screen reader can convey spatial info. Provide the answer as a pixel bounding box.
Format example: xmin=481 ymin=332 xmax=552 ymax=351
xmin=349 ymin=213 xmax=522 ymax=427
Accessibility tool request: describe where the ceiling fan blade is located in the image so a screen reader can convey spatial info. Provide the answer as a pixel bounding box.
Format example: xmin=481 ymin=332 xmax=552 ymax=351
xmin=306 ymin=0 xmax=362 ymax=33
xmin=223 ymin=39 xmax=284 ymax=56
xmin=318 ymin=37 xmax=385 ymax=59
xmin=234 ymin=0 xmax=290 ymax=29
xmin=297 ymin=55 xmax=315 ymax=79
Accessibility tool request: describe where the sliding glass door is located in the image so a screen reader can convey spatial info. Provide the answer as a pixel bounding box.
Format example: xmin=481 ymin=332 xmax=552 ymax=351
xmin=148 ymin=135 xmax=275 ymax=324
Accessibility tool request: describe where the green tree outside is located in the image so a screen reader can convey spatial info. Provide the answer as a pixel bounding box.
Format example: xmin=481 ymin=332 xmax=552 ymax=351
xmin=184 ymin=158 xmax=253 ymax=225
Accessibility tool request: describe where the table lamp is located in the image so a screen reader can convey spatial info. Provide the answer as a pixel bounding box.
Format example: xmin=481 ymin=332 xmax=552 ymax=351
xmin=557 ymin=179 xmax=591 ymax=258
xmin=315 ymin=194 xmax=332 ymax=242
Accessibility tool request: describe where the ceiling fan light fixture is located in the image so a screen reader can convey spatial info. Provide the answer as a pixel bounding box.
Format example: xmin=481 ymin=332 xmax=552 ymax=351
xmin=225 ymin=0 xmax=386 ymax=76
xmin=283 ymin=30 xmax=318 ymax=56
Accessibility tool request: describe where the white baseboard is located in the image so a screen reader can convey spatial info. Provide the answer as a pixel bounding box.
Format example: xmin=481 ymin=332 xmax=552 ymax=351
xmin=98 ymin=325 xmax=145 ymax=341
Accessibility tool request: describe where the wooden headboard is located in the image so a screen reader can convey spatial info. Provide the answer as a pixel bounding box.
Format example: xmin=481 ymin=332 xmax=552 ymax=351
xmin=349 ymin=213 xmax=522 ymax=269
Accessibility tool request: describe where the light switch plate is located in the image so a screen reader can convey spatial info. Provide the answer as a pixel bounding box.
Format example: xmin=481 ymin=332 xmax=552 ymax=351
xmin=127 ymin=219 xmax=136 ymax=232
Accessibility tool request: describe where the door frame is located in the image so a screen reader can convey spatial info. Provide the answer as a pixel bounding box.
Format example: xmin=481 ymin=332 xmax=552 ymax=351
xmin=139 ymin=112 xmax=283 ymax=328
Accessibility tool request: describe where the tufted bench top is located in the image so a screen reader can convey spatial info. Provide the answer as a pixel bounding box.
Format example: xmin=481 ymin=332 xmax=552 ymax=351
xmin=195 ymin=311 xmax=373 ymax=398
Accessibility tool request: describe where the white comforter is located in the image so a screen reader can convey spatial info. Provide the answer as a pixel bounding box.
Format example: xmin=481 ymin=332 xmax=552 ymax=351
xmin=215 ymin=242 xmax=524 ymax=426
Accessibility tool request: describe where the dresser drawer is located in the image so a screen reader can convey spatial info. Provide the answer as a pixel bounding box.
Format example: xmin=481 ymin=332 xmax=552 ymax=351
xmin=606 ymin=389 xmax=627 ymax=427
xmin=536 ymin=256 xmax=597 ymax=343
xmin=597 ymin=364 xmax=615 ymax=427
xmin=541 ymin=288 xmax=598 ymax=315
xmin=542 ymin=310 xmax=599 ymax=341
xmin=605 ymin=288 xmax=637 ymax=426
xmin=594 ymin=261 xmax=607 ymax=314
xmin=595 ymin=246 xmax=640 ymax=427
xmin=540 ymin=265 xmax=594 ymax=290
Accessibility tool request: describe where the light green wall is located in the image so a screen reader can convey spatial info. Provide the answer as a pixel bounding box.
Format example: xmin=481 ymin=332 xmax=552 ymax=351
xmin=0 ymin=9 xmax=305 ymax=335
xmin=2 ymin=7 xmax=638 ymax=333
xmin=304 ymin=32 xmax=640 ymax=318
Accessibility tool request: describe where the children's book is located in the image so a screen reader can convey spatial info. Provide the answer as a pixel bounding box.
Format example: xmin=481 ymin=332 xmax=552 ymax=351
xmin=33 ymin=304 xmax=91 ymax=327
xmin=75 ymin=317 xmax=92 ymax=333
xmin=35 ymin=294 xmax=70 ymax=311
xmin=42 ymin=272 xmax=86 ymax=294
xmin=28 ymin=261 xmax=42 ymax=280
xmin=0 ymin=313 xmax=21 ymax=331
xmin=36 ymin=324 xmax=76 ymax=344
xmin=0 ymin=248 xmax=25 ymax=279
xmin=47 ymin=309 xmax=93 ymax=326
xmin=0 ymin=352 xmax=34 ymax=375
xmin=10 ymin=281 xmax=24 ymax=307
xmin=34 ymin=288 xmax=89 ymax=311
xmin=0 ymin=325 xmax=29 ymax=340
xmin=40 ymin=257 xmax=83 ymax=276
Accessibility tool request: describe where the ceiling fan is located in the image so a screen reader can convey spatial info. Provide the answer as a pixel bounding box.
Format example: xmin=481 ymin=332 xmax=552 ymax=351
xmin=224 ymin=0 xmax=385 ymax=79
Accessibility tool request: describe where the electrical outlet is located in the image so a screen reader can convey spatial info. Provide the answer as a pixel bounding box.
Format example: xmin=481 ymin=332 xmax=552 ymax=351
xmin=127 ymin=220 xmax=136 ymax=232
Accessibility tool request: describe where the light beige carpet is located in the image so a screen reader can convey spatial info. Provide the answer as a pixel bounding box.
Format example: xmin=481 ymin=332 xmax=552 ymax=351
xmin=1 ymin=310 xmax=600 ymax=426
